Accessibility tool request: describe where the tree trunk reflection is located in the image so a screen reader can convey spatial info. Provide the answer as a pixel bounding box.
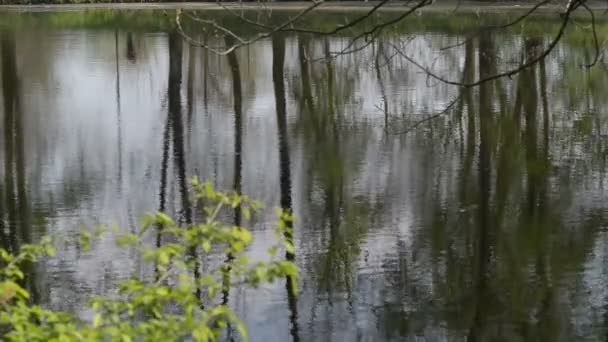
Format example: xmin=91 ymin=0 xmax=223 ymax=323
xmin=272 ymin=33 xmax=300 ymax=342
xmin=1 ymin=31 xmax=38 ymax=302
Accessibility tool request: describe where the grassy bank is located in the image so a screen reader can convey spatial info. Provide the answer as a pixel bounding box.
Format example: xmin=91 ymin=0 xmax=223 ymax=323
xmin=0 ymin=2 xmax=603 ymax=50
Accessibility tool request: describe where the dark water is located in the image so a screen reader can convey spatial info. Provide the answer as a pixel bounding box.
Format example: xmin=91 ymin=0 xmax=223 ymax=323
xmin=1 ymin=9 xmax=607 ymax=341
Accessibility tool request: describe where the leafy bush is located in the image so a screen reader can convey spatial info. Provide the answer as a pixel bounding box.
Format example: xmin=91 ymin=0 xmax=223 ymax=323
xmin=0 ymin=178 xmax=297 ymax=342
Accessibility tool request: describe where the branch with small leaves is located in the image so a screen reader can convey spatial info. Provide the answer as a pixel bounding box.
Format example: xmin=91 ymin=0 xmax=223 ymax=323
xmin=0 ymin=179 xmax=298 ymax=342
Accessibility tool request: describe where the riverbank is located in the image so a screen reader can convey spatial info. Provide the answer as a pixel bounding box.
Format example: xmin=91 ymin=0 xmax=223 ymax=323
xmin=0 ymin=1 xmax=606 ymax=13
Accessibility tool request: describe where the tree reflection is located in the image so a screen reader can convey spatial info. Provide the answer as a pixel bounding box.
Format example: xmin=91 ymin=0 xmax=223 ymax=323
xmin=220 ymin=35 xmax=243 ymax=311
xmin=126 ymin=32 xmax=136 ymax=62
xmin=156 ymin=31 xmax=195 ymax=285
xmin=1 ymin=31 xmax=38 ymax=301
xmin=292 ymin=35 xmax=380 ymax=334
xmin=468 ymin=31 xmax=494 ymax=342
xmin=2 ymin=32 xmax=18 ymax=254
xmin=1 ymin=15 xmax=607 ymax=342
xmin=272 ymin=33 xmax=300 ymax=342
xmin=168 ymin=32 xmax=191 ymax=227
xmin=373 ymin=31 xmax=608 ymax=341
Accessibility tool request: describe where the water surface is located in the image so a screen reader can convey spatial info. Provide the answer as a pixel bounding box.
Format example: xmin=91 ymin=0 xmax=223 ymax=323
xmin=1 ymin=9 xmax=607 ymax=341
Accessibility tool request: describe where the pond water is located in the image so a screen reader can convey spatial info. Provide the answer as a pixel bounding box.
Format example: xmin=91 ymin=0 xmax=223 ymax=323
xmin=1 ymin=8 xmax=607 ymax=341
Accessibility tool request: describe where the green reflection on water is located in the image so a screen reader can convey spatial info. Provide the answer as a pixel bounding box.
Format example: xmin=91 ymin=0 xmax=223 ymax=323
xmin=0 ymin=8 xmax=607 ymax=341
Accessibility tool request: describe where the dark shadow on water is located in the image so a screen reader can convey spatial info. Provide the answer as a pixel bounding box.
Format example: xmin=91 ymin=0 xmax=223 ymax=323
xmin=1 ymin=30 xmax=38 ymax=302
xmin=221 ymin=34 xmax=243 ymax=313
xmin=272 ymin=33 xmax=300 ymax=342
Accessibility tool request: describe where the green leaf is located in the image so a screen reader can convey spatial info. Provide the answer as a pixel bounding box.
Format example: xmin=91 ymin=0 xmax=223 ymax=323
xmin=156 ymin=212 xmax=174 ymax=226
xmin=202 ymin=240 xmax=211 ymax=253
xmin=204 ymin=182 xmax=214 ymax=198
xmin=93 ymin=314 xmax=103 ymax=328
xmin=158 ymin=251 xmax=170 ymax=266
xmin=116 ymin=234 xmax=137 ymax=247
xmin=267 ymin=246 xmax=278 ymax=256
xmin=243 ymin=207 xmax=251 ymax=220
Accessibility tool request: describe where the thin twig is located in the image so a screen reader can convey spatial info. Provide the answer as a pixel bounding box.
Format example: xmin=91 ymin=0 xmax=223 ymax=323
xmin=440 ymin=0 xmax=553 ymax=52
xmin=388 ymin=92 xmax=465 ymax=135
xmin=319 ymin=0 xmax=431 ymax=61
xmin=389 ymin=0 xmax=580 ymax=88
xmin=183 ymin=11 xmax=247 ymax=44
xmin=217 ymin=0 xmax=394 ymax=36
xmin=176 ymin=2 xmax=323 ymax=55
xmin=582 ymin=2 xmax=600 ymax=68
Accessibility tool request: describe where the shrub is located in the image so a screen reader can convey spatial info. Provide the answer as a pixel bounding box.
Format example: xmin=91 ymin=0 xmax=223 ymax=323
xmin=0 ymin=178 xmax=297 ymax=342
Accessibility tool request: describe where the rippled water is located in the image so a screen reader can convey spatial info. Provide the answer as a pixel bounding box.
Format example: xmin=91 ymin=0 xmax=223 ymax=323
xmin=0 ymin=9 xmax=607 ymax=341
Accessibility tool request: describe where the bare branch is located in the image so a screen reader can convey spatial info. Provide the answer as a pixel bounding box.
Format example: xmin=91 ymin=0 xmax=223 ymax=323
xmin=176 ymin=1 xmax=323 ymax=55
xmin=184 ymin=11 xmax=247 ymax=44
xmin=316 ymin=0 xmax=431 ymax=61
xmin=490 ymin=0 xmax=554 ymax=30
xmin=389 ymin=0 xmax=581 ymax=88
xmin=217 ymin=0 xmax=395 ymax=36
xmin=440 ymin=0 xmax=554 ymax=52
xmin=582 ymin=2 xmax=600 ymax=68
xmin=387 ymin=92 xmax=465 ymax=135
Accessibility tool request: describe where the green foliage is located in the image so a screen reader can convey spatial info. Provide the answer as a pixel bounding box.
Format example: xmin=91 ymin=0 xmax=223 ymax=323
xmin=0 ymin=179 xmax=298 ymax=342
